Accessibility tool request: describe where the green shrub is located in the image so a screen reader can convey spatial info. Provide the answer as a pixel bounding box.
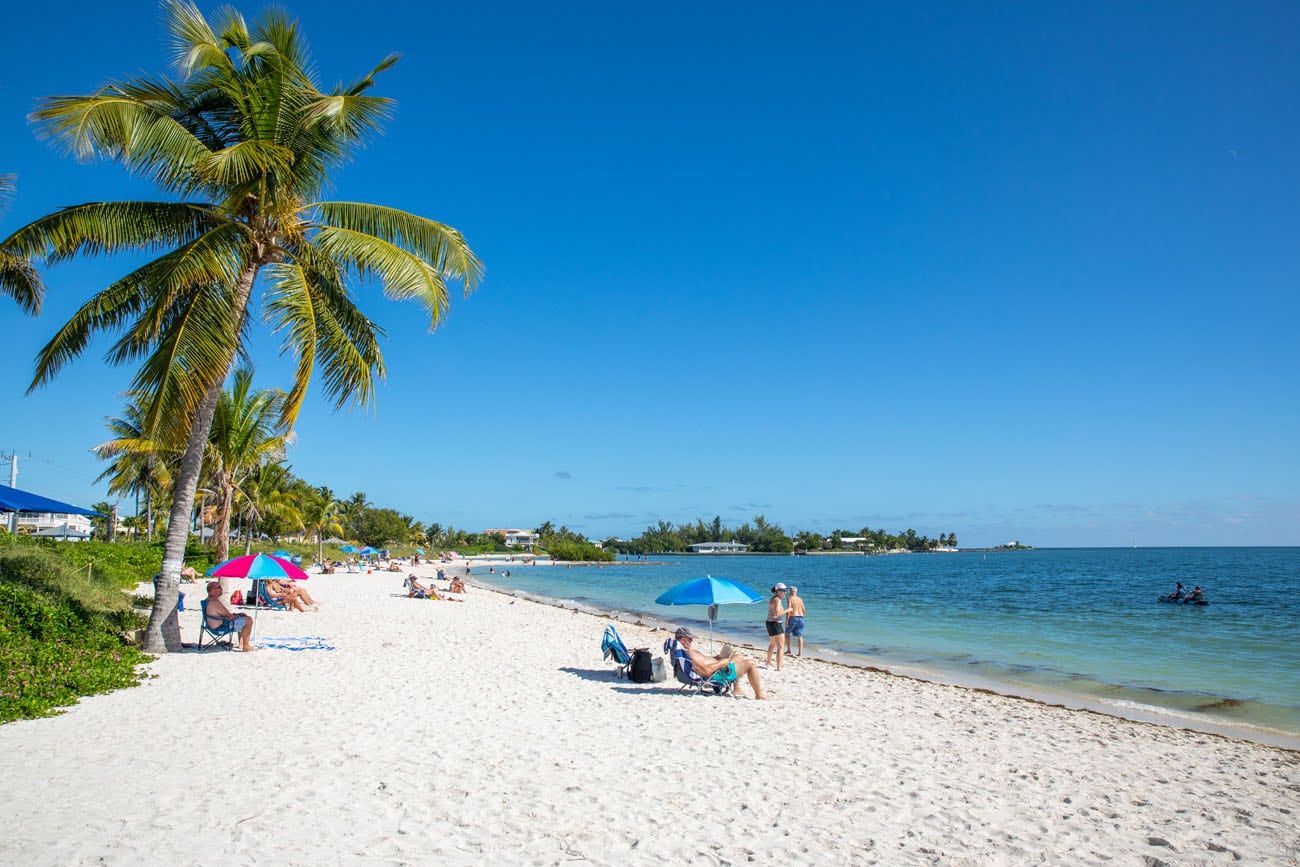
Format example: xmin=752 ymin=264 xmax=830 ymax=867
xmin=0 ymin=546 xmax=149 ymax=723
xmin=547 ymin=539 xmax=615 ymax=562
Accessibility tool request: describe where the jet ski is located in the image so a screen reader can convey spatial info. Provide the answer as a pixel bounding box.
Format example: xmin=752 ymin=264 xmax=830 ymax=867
xmin=1158 ymin=594 xmax=1208 ymax=605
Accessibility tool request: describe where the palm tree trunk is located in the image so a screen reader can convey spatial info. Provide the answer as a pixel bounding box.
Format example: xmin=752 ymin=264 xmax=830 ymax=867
xmin=213 ymin=482 xmax=233 ymax=563
xmin=142 ymin=263 xmax=260 ymax=653
xmin=144 ymin=374 xmax=225 ymax=652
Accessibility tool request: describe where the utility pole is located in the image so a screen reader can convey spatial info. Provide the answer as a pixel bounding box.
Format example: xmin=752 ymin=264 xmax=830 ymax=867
xmin=2 ymin=450 xmax=17 ymax=534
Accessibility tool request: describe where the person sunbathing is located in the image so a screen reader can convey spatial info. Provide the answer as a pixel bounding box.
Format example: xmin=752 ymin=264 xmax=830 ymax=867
xmin=204 ymin=581 xmax=255 ymax=652
xmin=407 ymin=575 xmax=462 ymax=602
xmin=675 ymin=627 xmax=767 ymax=699
xmin=264 ymin=579 xmax=314 ymax=612
xmin=447 ymin=575 xmax=466 ymax=594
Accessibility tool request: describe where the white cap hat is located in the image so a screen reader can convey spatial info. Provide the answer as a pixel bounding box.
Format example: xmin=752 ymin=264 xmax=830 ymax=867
xmin=773 ymin=582 xmax=788 ymax=591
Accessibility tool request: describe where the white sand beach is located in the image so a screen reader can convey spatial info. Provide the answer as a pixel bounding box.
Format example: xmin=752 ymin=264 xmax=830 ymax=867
xmin=0 ymin=564 xmax=1296 ymax=866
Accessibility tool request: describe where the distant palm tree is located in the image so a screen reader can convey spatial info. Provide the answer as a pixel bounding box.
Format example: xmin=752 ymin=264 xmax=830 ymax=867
xmin=204 ymin=368 xmax=292 ymax=562
xmin=93 ymin=393 xmax=175 ymax=540
xmin=237 ymin=461 xmax=301 ymax=554
xmin=300 ymin=486 xmax=343 ymax=565
xmin=1 ymin=2 xmax=481 ymax=651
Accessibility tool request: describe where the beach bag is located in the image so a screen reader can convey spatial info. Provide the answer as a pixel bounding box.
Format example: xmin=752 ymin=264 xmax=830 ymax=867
xmin=650 ymin=656 xmax=667 ymax=683
xmin=628 ymin=649 xmax=654 ymax=683
xmin=230 ymin=590 xmax=243 ymax=606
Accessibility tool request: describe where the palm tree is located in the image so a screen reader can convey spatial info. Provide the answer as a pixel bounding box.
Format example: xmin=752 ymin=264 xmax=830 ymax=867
xmin=92 ymin=393 xmax=175 ymax=540
xmin=1 ymin=2 xmax=481 ymax=651
xmin=300 ymin=486 xmax=343 ymax=565
xmin=204 ymin=367 xmax=292 ymax=562
xmin=237 ymin=461 xmax=301 ymax=553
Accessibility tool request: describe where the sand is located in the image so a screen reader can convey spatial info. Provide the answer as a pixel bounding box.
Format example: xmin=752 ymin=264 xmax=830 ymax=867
xmin=0 ymin=563 xmax=1296 ymax=866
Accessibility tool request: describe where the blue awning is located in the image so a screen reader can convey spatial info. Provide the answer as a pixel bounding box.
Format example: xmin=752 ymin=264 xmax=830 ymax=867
xmin=0 ymin=485 xmax=101 ymax=517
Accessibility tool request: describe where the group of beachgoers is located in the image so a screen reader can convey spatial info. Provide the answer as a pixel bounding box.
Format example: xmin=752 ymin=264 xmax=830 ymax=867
xmin=201 ymin=578 xmax=318 ymax=652
xmin=404 ymin=566 xmax=467 ymax=600
xmin=764 ymin=582 xmax=807 ymax=670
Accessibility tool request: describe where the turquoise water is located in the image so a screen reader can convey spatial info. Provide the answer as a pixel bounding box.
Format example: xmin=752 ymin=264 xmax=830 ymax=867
xmin=476 ymin=548 xmax=1300 ymax=738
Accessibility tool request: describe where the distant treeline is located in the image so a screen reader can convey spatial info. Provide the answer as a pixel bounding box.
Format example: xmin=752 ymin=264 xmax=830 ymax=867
xmin=602 ymin=516 xmax=957 ymax=555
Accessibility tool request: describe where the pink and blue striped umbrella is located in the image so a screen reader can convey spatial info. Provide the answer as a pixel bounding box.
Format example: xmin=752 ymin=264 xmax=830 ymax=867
xmin=207 ymin=553 xmax=309 ymax=580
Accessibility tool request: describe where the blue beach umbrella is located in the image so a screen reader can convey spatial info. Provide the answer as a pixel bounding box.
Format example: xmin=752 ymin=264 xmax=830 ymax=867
xmin=359 ymin=546 xmax=378 ymax=556
xmin=655 ymin=575 xmax=762 ymax=649
xmin=272 ymin=549 xmax=292 ymax=558
xmin=414 ymin=548 xmax=426 ymax=555
xmin=339 ymin=545 xmax=358 ymax=553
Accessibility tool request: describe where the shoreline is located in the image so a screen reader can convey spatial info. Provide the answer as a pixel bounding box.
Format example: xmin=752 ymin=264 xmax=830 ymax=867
xmin=470 ymin=569 xmax=1300 ymax=751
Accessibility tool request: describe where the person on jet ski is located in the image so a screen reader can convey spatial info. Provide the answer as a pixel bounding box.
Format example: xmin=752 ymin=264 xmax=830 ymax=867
xmin=1171 ymin=581 xmax=1185 ymax=601
xmin=1187 ymin=585 xmax=1205 ymax=603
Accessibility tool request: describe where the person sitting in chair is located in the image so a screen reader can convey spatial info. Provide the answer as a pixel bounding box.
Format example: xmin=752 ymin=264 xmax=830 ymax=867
xmin=205 ymin=581 xmax=254 ymax=652
xmin=264 ymin=579 xmax=313 ymax=611
xmin=675 ymin=627 xmax=767 ymax=700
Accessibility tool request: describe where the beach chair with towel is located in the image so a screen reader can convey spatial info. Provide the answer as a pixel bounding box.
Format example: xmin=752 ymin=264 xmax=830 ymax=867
xmin=248 ymin=579 xmax=289 ymax=610
xmin=601 ymin=624 xmax=634 ymax=677
xmin=664 ymin=637 xmax=734 ymax=696
xmin=197 ymin=599 xmax=236 ymax=651
xmin=403 ymin=575 xmax=430 ymax=599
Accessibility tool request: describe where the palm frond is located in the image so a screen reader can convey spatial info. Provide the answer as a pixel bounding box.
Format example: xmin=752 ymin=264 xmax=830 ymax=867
xmin=308 ymin=201 xmax=483 ymax=290
xmin=310 ymin=225 xmax=450 ymax=328
xmin=0 ymin=201 xmax=223 ymax=263
xmin=264 ymin=258 xmax=385 ymax=421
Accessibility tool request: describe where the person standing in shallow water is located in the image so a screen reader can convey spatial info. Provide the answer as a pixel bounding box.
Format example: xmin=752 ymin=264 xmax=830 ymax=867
xmin=765 ymin=583 xmax=788 ymax=669
xmin=785 ymin=586 xmax=807 ymax=657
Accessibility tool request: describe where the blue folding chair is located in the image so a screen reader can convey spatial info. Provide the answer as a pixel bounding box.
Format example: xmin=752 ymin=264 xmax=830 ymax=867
xmin=198 ymin=599 xmax=237 ymax=651
xmin=601 ymin=624 xmax=633 ymax=677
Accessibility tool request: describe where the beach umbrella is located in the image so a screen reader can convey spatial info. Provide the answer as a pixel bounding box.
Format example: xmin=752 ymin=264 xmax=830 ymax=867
xmin=359 ymin=546 xmax=378 ymax=556
xmin=339 ymin=544 xmax=358 ymax=553
xmin=655 ymin=575 xmax=762 ymax=650
xmin=208 ymin=553 xmax=310 ymax=581
xmin=272 ymin=549 xmax=292 ymax=558
xmin=414 ymin=548 xmax=426 ymax=555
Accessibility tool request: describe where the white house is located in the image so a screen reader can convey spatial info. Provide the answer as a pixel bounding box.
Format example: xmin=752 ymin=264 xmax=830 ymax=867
xmin=13 ymin=512 xmax=94 ymax=536
xmin=828 ymin=536 xmax=874 ymax=550
xmin=688 ymin=541 xmax=750 ymax=554
xmin=32 ymin=522 xmax=93 ymax=541
xmin=483 ymin=528 xmax=540 ymax=550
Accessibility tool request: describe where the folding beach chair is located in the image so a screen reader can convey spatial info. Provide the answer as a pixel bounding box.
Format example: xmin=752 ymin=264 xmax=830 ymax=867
xmin=601 ymin=624 xmax=634 ymax=677
xmin=663 ymin=637 xmax=734 ymax=696
xmin=197 ymin=599 xmax=236 ymax=651
xmin=251 ymin=580 xmax=289 ymax=610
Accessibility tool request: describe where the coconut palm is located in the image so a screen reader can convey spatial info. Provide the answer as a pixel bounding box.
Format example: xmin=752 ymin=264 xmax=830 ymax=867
xmin=204 ymin=367 xmax=292 ymax=562
xmin=0 ymin=174 xmax=41 ymax=313
xmin=1 ymin=2 xmax=481 ymax=651
xmin=299 ymin=486 xmax=344 ymax=565
xmin=237 ymin=460 xmax=302 ymax=553
xmin=92 ymin=393 xmax=176 ymax=540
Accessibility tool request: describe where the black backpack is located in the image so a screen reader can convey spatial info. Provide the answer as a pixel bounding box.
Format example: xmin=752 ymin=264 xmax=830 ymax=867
xmin=628 ymin=648 xmax=654 ymax=683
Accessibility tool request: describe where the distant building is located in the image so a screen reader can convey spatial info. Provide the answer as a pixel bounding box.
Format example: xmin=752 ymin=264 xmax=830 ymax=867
xmin=827 ymin=536 xmax=874 ymax=550
xmin=688 ymin=541 xmax=750 ymax=554
xmin=13 ymin=512 xmax=93 ymax=537
xmin=482 ymin=528 xmax=540 ymax=550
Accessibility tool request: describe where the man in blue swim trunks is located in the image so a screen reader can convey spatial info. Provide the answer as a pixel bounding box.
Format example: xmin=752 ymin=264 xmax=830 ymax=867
xmin=204 ymin=581 xmax=255 ymax=652
xmin=784 ymin=586 xmax=806 ymax=657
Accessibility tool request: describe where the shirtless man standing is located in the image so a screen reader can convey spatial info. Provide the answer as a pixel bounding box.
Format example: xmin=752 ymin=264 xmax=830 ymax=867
xmin=785 ymin=586 xmax=807 ymax=657
xmin=765 ymin=583 xmax=788 ymax=670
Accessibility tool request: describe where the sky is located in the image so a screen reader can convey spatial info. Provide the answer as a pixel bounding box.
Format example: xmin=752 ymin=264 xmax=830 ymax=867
xmin=1 ymin=1 xmax=1297 ymax=546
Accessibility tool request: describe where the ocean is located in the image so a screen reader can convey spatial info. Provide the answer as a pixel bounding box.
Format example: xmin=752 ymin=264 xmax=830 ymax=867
xmin=473 ymin=547 xmax=1300 ymax=741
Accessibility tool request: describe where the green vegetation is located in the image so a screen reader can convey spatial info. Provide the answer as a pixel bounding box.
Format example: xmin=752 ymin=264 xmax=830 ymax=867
xmin=607 ymin=516 xmax=959 ymax=555
xmin=0 ymin=536 xmax=149 ymax=723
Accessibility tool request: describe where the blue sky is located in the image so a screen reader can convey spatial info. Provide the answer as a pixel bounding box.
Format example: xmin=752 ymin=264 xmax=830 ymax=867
xmin=2 ymin=1 xmax=1297 ymax=546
